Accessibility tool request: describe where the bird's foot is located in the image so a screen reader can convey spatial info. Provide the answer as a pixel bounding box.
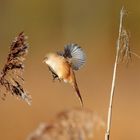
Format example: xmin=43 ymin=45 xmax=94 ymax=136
xmin=52 ymin=74 xmax=61 ymax=82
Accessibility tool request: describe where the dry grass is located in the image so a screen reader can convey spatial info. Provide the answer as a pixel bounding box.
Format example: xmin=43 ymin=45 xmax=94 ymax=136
xmin=27 ymin=109 xmax=105 ymax=140
xmin=105 ymin=7 xmax=138 ymax=140
xmin=0 ymin=32 xmax=31 ymax=105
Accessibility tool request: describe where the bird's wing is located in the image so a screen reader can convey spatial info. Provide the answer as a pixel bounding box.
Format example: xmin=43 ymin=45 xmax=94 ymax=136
xmin=63 ymin=44 xmax=86 ymax=70
xmin=57 ymin=51 xmax=64 ymax=56
xmin=0 ymin=32 xmax=31 ymax=105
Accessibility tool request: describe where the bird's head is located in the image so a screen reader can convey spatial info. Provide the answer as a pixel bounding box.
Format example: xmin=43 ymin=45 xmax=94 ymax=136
xmin=43 ymin=53 xmax=58 ymax=64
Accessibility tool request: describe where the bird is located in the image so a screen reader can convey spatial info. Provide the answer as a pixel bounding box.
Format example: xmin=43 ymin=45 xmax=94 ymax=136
xmin=43 ymin=43 xmax=86 ymax=106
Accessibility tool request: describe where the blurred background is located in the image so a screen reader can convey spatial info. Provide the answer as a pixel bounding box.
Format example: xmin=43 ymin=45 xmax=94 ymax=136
xmin=0 ymin=0 xmax=140 ymax=140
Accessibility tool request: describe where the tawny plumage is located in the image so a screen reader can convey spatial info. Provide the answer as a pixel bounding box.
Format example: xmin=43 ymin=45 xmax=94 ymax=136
xmin=44 ymin=44 xmax=86 ymax=106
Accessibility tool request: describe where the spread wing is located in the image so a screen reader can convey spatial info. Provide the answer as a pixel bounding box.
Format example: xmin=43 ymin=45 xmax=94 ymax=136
xmin=0 ymin=32 xmax=31 ymax=105
xmin=58 ymin=44 xmax=86 ymax=70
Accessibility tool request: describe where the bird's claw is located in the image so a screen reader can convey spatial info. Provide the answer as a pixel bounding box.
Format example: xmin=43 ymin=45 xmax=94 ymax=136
xmin=52 ymin=73 xmax=61 ymax=82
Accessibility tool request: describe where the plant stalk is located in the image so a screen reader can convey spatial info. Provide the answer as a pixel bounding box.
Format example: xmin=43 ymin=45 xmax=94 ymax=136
xmin=105 ymin=7 xmax=125 ymax=140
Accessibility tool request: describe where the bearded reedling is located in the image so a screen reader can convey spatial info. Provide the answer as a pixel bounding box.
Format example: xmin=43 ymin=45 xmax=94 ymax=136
xmin=43 ymin=44 xmax=86 ymax=106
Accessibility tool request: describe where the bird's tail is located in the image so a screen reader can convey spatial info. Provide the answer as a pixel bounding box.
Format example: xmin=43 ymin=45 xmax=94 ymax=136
xmin=71 ymin=71 xmax=84 ymax=107
xmin=73 ymin=81 xmax=84 ymax=107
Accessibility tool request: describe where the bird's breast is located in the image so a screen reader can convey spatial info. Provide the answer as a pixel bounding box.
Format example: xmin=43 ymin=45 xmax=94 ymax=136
xmin=46 ymin=59 xmax=59 ymax=72
xmin=47 ymin=57 xmax=71 ymax=81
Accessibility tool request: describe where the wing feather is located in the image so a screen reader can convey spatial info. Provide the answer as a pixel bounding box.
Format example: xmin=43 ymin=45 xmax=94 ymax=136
xmin=63 ymin=44 xmax=86 ymax=70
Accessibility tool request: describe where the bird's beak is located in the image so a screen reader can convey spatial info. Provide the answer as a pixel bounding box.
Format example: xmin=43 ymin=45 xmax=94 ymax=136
xmin=43 ymin=56 xmax=48 ymax=63
xmin=42 ymin=58 xmax=46 ymax=63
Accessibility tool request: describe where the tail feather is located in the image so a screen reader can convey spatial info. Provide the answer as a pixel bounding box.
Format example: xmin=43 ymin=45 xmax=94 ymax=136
xmin=70 ymin=70 xmax=83 ymax=107
xmin=68 ymin=68 xmax=84 ymax=107
xmin=73 ymin=81 xmax=84 ymax=107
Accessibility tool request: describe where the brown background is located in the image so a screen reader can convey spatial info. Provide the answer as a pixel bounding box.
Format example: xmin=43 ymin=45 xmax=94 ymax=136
xmin=0 ymin=0 xmax=140 ymax=140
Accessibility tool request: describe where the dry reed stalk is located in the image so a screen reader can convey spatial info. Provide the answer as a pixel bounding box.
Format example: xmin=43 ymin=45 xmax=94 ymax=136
xmin=105 ymin=7 xmax=132 ymax=140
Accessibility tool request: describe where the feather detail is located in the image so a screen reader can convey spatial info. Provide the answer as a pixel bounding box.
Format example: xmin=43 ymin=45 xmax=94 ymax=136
xmin=69 ymin=69 xmax=83 ymax=107
xmin=63 ymin=44 xmax=86 ymax=70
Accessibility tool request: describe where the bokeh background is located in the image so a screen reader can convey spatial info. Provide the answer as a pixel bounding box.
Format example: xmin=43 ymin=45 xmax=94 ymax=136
xmin=0 ymin=0 xmax=140 ymax=140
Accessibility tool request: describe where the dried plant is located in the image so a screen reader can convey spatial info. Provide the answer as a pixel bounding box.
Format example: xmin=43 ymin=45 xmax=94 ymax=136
xmin=105 ymin=7 xmax=137 ymax=140
xmin=27 ymin=109 xmax=105 ymax=140
xmin=118 ymin=29 xmax=131 ymax=64
xmin=0 ymin=32 xmax=31 ymax=105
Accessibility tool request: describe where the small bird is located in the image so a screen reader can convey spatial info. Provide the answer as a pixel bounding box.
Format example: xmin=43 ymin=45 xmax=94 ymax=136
xmin=43 ymin=44 xmax=86 ymax=106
